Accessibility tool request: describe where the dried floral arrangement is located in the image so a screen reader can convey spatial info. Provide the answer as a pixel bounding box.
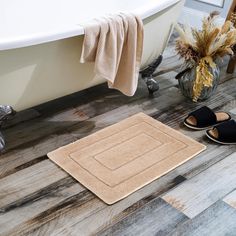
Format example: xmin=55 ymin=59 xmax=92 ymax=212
xmin=231 ymin=12 xmax=236 ymax=28
xmin=175 ymin=11 xmax=236 ymax=101
xmin=229 ymin=12 xmax=236 ymax=54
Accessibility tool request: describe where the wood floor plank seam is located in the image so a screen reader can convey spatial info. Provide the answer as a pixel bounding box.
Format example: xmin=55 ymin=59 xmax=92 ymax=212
xmin=3 ymin=190 xmax=95 ymax=236
xmin=183 ymin=145 xmax=236 ymax=179
xmin=0 ymin=176 xmax=76 ymax=214
xmin=97 ymin=198 xmax=189 ymax=236
xmin=94 ymin=176 xmax=187 ymax=235
xmin=1 ymin=99 xmax=148 ymax=153
xmin=162 ymin=152 xmax=236 ymax=218
xmin=222 ymin=188 xmax=236 ymax=210
xmin=21 ymin=173 xmax=188 ymax=235
xmin=182 ymin=149 xmax=236 ymax=180
xmin=0 ymin=155 xmax=48 ymax=179
xmin=45 ymin=175 xmax=187 ymax=236
xmin=165 ymin=200 xmax=236 ymax=236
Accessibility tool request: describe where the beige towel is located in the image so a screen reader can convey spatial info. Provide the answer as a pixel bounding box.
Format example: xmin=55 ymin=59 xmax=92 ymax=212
xmin=80 ymin=13 xmax=144 ymax=96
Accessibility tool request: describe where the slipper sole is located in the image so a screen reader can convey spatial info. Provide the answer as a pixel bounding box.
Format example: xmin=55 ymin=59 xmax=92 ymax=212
xmin=206 ymin=132 xmax=236 ymax=145
xmin=183 ymin=121 xmax=214 ymax=130
xmin=184 ymin=114 xmax=232 ymax=131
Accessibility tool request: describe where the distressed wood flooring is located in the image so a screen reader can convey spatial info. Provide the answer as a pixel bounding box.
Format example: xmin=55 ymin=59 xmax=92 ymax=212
xmin=0 ymin=38 xmax=236 ymax=236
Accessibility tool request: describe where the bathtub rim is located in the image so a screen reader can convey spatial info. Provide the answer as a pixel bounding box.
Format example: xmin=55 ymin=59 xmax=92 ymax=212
xmin=0 ymin=0 xmax=182 ymax=51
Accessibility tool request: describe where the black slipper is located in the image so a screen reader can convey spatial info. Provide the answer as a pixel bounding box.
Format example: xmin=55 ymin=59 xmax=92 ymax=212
xmin=206 ymin=120 xmax=236 ymax=144
xmin=184 ymin=106 xmax=231 ymax=130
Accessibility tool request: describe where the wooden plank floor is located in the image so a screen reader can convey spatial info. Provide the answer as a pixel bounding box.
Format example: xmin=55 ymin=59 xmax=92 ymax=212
xmin=1 ymin=38 xmax=236 ymax=236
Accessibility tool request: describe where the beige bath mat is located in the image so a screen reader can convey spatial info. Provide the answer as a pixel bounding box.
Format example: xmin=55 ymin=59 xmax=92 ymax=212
xmin=48 ymin=113 xmax=206 ymax=204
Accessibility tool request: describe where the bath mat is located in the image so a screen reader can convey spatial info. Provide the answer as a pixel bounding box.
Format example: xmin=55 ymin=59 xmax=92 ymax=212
xmin=48 ymin=113 xmax=206 ymax=204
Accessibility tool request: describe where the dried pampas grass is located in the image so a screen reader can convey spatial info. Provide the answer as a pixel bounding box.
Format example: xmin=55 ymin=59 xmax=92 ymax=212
xmin=175 ymin=11 xmax=236 ymax=101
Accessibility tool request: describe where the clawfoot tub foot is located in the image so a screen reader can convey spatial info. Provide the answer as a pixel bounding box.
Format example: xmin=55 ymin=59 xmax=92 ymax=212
xmin=0 ymin=105 xmax=16 ymax=152
xmin=140 ymin=55 xmax=163 ymax=94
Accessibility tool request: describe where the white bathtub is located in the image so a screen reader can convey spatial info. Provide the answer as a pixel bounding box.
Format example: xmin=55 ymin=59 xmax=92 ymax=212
xmin=0 ymin=0 xmax=184 ymax=111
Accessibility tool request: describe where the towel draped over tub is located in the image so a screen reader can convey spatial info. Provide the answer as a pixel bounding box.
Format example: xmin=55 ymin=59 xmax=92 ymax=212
xmin=80 ymin=13 xmax=144 ymax=96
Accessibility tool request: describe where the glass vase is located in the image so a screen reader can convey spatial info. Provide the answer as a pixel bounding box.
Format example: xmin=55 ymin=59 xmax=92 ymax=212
xmin=178 ymin=64 xmax=220 ymax=101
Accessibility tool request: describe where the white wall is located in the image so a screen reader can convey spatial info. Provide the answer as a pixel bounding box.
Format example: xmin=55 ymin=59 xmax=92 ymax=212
xmin=179 ymin=0 xmax=232 ymax=28
xmin=198 ymin=0 xmax=224 ymax=7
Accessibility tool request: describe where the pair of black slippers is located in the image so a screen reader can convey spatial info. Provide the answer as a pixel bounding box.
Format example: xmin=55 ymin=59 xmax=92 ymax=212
xmin=184 ymin=106 xmax=236 ymax=145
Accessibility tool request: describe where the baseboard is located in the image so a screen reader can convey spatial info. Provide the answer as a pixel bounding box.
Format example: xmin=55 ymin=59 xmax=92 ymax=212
xmin=178 ymin=6 xmax=225 ymax=29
